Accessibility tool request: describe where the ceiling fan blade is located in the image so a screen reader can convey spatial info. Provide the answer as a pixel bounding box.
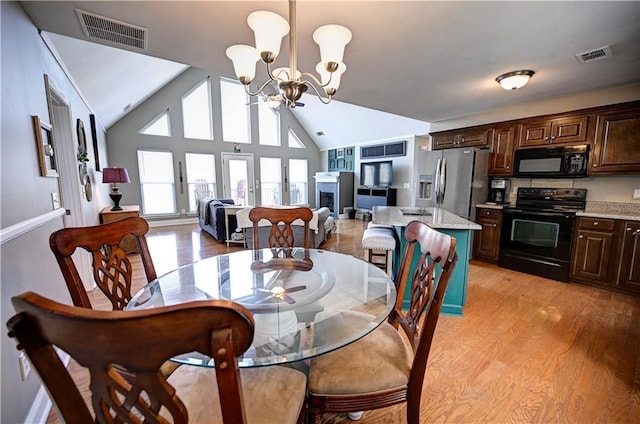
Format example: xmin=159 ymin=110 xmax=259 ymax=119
xmin=283 ymin=285 xmax=307 ymax=293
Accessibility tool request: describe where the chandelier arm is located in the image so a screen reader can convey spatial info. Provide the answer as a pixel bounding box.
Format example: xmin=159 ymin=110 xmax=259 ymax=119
xmin=244 ymin=78 xmax=276 ymax=97
xmin=299 ymin=71 xmax=332 ymax=88
xmin=301 ymin=80 xmax=333 ymax=104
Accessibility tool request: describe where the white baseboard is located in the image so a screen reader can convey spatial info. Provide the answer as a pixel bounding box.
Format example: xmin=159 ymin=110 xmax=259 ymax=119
xmin=147 ymin=217 xmax=198 ymax=228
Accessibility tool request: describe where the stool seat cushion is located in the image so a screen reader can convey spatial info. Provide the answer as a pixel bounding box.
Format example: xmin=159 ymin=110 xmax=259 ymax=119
xmin=367 ymin=222 xmax=394 ymax=230
xmin=362 ymin=228 xmax=396 ymax=250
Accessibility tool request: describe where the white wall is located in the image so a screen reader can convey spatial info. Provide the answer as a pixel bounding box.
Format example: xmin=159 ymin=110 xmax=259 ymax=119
xmin=1 ymin=3 xmax=108 ymax=422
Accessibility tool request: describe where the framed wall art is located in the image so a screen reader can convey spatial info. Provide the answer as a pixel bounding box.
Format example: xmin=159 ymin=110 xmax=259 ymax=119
xmin=336 ymin=149 xmax=345 ymax=158
xmin=89 ymin=114 xmax=101 ymax=171
xmin=32 ymin=115 xmax=58 ymax=177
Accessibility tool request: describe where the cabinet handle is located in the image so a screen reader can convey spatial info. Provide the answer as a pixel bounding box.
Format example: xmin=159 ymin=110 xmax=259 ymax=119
xmin=493 ymin=224 xmax=497 ymax=227
xmin=486 ymin=211 xmax=490 ymax=215
xmin=593 ymin=222 xmax=598 ymax=226
xmin=579 ymin=235 xmax=584 ymax=239
xmin=551 ymin=136 xmax=556 ymax=140
xmin=506 ymin=166 xmax=510 ymax=169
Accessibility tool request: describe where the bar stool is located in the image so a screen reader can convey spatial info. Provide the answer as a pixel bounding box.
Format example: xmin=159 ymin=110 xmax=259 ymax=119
xmin=361 ymin=227 xmax=397 ymax=276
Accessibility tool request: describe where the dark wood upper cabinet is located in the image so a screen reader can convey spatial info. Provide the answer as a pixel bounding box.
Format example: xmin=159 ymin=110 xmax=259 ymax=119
xmin=519 ymin=114 xmax=594 ymax=147
xmin=432 ymin=127 xmax=491 ymax=149
xmin=590 ymin=104 xmax=640 ymax=174
xmin=488 ymin=125 xmax=517 ymax=176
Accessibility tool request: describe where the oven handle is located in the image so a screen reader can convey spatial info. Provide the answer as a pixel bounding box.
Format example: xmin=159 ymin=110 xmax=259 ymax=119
xmin=503 ymin=209 xmax=574 ymax=219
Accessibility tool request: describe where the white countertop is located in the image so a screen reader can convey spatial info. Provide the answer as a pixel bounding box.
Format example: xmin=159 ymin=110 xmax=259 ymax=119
xmin=577 ymin=210 xmax=640 ymax=221
xmin=476 ymin=203 xmax=509 ymax=210
xmin=372 ymin=206 xmax=481 ymax=230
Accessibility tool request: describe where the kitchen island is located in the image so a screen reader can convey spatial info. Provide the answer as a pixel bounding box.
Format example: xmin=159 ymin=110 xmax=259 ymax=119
xmin=373 ymin=206 xmax=481 ymax=316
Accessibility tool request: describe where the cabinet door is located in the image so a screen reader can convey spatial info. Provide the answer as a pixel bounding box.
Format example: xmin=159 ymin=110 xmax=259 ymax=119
xmin=591 ymin=107 xmax=640 ymax=174
xmin=571 ymin=228 xmax=616 ymax=286
xmin=519 ymin=120 xmax=552 ymax=147
xmin=458 ymin=128 xmax=491 ymax=147
xmin=616 ymin=222 xmax=640 ymax=294
xmin=473 ymin=211 xmax=501 ymax=263
xmin=489 ymin=126 xmax=516 ymax=176
xmin=552 ymin=115 xmax=592 ymax=145
xmin=432 ymin=132 xmax=458 ymax=149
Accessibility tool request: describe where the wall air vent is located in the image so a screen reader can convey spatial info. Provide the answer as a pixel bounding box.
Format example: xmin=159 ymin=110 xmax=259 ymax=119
xmin=575 ymin=46 xmax=612 ymax=64
xmin=75 ymin=9 xmax=148 ymax=50
xmin=361 ymin=140 xmax=406 ymax=159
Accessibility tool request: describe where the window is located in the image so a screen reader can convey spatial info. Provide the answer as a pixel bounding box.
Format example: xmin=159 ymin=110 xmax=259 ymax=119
xmin=258 ymin=98 xmax=280 ymax=146
xmin=289 ymin=159 xmax=308 ymax=205
xmin=288 ymin=128 xmax=305 ymax=148
xmin=139 ymin=110 xmax=171 ymax=136
xmin=137 ymin=150 xmax=176 ymax=214
xmin=185 ymin=153 xmax=216 ymax=212
xmin=182 ymin=79 xmax=213 ymax=140
xmin=220 ymin=78 xmax=251 ymax=143
xmin=260 ymin=157 xmax=282 ymax=205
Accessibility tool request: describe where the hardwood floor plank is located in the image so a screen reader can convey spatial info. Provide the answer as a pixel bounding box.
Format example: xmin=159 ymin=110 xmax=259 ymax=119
xmin=44 ymin=219 xmax=640 ymax=424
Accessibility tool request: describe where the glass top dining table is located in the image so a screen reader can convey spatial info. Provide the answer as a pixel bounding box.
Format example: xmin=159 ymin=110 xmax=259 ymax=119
xmin=126 ymin=248 xmax=396 ymax=368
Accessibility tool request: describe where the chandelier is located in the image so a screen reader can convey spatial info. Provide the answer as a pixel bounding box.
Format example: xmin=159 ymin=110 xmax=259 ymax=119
xmin=226 ymin=0 xmax=352 ymax=108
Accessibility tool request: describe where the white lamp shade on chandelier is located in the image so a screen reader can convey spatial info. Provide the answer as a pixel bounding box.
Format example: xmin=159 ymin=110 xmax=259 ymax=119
xmin=496 ymin=70 xmax=535 ymax=90
xmin=225 ymin=0 xmax=352 ymax=108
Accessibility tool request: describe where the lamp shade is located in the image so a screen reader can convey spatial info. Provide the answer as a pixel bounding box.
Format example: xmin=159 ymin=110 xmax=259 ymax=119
xmin=313 ymin=24 xmax=352 ymax=65
xmin=226 ymin=45 xmax=260 ymax=83
xmin=496 ymin=70 xmax=535 ymax=90
xmin=102 ymin=167 xmax=130 ymax=184
xmin=248 ymin=11 xmax=289 ymax=59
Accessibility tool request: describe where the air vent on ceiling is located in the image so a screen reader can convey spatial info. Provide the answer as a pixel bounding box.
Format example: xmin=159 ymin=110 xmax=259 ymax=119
xmin=575 ymin=46 xmax=612 ymax=64
xmin=75 ymin=9 xmax=148 ymax=50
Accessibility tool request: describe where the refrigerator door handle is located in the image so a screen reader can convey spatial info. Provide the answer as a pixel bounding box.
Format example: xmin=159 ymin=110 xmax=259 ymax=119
xmin=439 ymin=158 xmax=447 ymax=205
xmin=434 ymin=159 xmax=440 ymax=204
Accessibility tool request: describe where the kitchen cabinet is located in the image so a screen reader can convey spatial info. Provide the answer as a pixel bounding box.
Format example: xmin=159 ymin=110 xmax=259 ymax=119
xmin=570 ymin=218 xmax=620 ymax=287
xmin=590 ymin=103 xmax=640 ymax=174
xmin=616 ymin=221 xmax=640 ymax=294
xmin=431 ymin=127 xmax=491 ymax=149
xmin=488 ymin=124 xmax=517 ymax=176
xmin=519 ymin=113 xmax=594 ymax=148
xmin=570 ymin=217 xmax=640 ymax=297
xmin=472 ymin=208 xmax=502 ymax=263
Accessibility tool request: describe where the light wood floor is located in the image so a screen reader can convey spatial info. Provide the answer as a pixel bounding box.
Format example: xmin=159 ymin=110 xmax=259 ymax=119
xmin=46 ymin=218 xmax=640 ymax=423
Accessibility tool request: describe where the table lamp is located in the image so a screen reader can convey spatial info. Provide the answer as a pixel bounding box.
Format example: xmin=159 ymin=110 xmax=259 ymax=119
xmin=102 ymin=167 xmax=130 ymax=211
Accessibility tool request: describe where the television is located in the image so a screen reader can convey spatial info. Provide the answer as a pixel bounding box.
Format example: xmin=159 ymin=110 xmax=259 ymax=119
xmin=360 ymin=160 xmax=393 ymax=187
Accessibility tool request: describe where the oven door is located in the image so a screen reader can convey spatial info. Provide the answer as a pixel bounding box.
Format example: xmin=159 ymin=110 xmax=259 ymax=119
xmin=498 ymin=208 xmax=576 ymax=281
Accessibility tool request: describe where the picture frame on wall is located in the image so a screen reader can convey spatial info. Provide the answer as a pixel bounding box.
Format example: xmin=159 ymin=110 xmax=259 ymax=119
xmin=89 ymin=114 xmax=101 ymax=171
xmin=346 ymin=148 xmax=353 ymax=156
xmin=337 ymin=158 xmax=345 ymax=169
xmin=337 ymin=149 xmax=345 ymax=158
xmin=346 ymin=161 xmax=353 ymax=170
xmin=32 ymin=115 xmax=58 ymax=178
xmin=329 ymin=159 xmax=336 ymax=169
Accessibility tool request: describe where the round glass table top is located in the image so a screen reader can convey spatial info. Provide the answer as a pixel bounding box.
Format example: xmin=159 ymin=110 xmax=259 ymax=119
xmin=127 ymin=248 xmax=396 ymax=367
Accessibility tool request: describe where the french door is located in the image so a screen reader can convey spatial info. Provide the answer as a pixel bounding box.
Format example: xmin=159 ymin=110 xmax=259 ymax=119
xmin=221 ymin=153 xmax=255 ymax=206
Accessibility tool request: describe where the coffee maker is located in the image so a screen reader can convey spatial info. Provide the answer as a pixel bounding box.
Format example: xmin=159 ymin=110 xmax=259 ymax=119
xmin=489 ymin=178 xmax=510 ymax=204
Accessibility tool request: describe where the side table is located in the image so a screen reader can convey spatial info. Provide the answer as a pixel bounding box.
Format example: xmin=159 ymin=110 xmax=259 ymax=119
xmin=224 ymin=205 xmax=246 ymax=247
xmin=99 ymin=205 xmax=141 ymax=254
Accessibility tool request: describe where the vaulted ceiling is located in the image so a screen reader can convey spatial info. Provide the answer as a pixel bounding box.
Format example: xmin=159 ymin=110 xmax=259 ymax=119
xmin=21 ymin=1 xmax=640 ymax=149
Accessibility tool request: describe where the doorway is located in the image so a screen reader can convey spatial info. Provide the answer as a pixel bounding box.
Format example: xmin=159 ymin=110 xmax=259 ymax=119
xmin=221 ymin=153 xmax=255 ymax=206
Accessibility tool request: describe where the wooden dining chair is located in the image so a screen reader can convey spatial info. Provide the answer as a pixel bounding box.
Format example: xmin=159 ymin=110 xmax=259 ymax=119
xmin=306 ymin=220 xmax=458 ymax=423
xmin=248 ymin=206 xmax=314 ymax=271
xmin=7 ymin=291 xmax=308 ymax=424
xmin=49 ymin=216 xmax=156 ymax=310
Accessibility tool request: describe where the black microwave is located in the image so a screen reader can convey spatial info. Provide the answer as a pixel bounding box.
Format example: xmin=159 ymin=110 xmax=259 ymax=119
xmin=513 ymin=145 xmax=589 ymax=178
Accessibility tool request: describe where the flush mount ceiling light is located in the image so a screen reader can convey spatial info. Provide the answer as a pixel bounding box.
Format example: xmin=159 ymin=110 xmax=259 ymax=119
xmin=226 ymin=0 xmax=351 ymax=108
xmin=495 ymin=70 xmax=535 ymax=90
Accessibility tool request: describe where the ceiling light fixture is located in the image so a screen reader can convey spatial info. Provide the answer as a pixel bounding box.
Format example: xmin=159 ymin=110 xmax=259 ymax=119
xmin=495 ymin=70 xmax=535 ymax=90
xmin=226 ymin=0 xmax=351 ymax=108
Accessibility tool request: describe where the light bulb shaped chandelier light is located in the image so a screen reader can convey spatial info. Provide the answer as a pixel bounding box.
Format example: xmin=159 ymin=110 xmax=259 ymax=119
xmin=226 ymin=0 xmax=351 ymax=108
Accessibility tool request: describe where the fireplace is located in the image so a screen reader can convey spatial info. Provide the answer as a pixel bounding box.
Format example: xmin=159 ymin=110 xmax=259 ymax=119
xmin=314 ymin=172 xmax=354 ymax=218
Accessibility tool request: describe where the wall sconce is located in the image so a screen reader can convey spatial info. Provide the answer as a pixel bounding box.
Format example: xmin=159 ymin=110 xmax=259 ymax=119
xmin=496 ymin=70 xmax=535 ymax=90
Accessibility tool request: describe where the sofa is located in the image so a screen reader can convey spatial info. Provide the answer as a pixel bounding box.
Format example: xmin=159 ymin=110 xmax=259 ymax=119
xmin=196 ymin=197 xmax=236 ymax=242
xmin=235 ymin=206 xmax=335 ymax=249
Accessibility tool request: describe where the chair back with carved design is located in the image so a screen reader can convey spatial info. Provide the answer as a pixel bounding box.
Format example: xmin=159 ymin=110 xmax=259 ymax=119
xmin=248 ymin=207 xmax=314 ymax=271
xmin=49 ymin=217 xmax=156 ymax=310
xmin=306 ymin=220 xmax=457 ymax=424
xmin=8 ymin=292 xmax=255 ymax=424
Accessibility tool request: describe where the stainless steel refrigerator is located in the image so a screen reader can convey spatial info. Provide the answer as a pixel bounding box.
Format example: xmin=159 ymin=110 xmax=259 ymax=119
xmin=415 ymin=147 xmax=489 ymax=220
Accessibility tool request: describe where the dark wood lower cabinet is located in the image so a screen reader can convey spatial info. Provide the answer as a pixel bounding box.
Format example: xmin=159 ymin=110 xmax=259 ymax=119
xmin=616 ymin=221 xmax=640 ymax=293
xmin=473 ymin=208 xmax=502 ymax=263
xmin=570 ymin=217 xmax=640 ymax=297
